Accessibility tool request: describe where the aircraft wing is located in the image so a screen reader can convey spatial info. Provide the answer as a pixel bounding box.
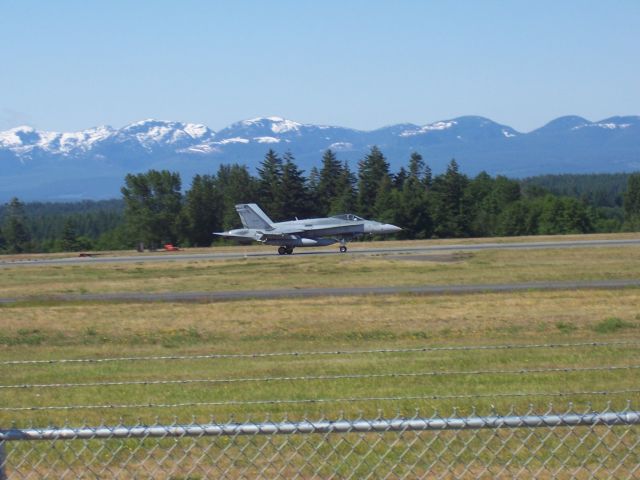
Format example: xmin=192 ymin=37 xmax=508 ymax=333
xmin=214 ymin=232 xmax=242 ymax=238
xmin=214 ymin=229 xmax=298 ymax=242
xmin=213 ymin=230 xmax=258 ymax=240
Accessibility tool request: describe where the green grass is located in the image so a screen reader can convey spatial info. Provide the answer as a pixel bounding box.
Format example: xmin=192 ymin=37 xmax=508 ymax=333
xmin=593 ymin=316 xmax=636 ymax=333
xmin=1 ymin=288 xmax=639 ymax=427
xmin=1 ymin=243 xmax=640 ymax=298
xmin=1 ymin=238 xmax=639 ymax=476
xmin=0 ymin=238 xmax=638 ymax=424
xmin=555 ymin=321 xmax=577 ymax=334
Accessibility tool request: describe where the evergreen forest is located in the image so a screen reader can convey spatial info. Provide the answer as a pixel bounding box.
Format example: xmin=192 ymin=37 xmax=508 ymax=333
xmin=1 ymin=147 xmax=640 ymax=253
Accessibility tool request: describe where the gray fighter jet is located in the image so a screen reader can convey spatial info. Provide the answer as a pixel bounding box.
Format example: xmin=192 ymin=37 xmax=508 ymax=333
xmin=214 ymin=203 xmax=401 ymax=254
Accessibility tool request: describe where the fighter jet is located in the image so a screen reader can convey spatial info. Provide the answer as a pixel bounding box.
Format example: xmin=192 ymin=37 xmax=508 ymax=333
xmin=214 ymin=203 xmax=402 ymax=254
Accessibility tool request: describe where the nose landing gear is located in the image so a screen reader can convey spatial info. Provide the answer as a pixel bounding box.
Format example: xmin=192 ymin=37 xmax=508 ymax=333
xmin=339 ymin=245 xmax=347 ymax=253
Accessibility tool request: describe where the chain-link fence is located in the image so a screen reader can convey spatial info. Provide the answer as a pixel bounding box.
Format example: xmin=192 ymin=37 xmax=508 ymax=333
xmin=1 ymin=404 xmax=639 ymax=479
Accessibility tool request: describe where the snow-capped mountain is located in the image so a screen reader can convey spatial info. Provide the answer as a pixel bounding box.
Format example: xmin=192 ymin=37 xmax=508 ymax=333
xmin=0 ymin=119 xmax=216 ymax=158
xmin=1 ymin=115 xmax=639 ymax=201
xmin=0 ymin=125 xmax=115 ymax=156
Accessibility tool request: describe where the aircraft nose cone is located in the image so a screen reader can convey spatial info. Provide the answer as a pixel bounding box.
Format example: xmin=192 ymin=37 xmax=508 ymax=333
xmin=383 ymin=224 xmax=402 ymax=233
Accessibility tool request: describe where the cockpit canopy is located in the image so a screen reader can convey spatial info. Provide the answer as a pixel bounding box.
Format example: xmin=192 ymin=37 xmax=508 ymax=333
xmin=331 ymin=214 xmax=364 ymax=222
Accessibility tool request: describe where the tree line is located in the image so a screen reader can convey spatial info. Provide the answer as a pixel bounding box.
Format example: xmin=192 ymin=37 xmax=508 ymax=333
xmin=2 ymin=147 xmax=640 ymax=253
xmin=0 ymin=199 xmax=125 ymax=253
xmin=520 ymin=173 xmax=631 ymax=211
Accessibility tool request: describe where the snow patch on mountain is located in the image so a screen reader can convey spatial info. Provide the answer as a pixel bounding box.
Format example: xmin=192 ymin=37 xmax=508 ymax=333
xmin=254 ymin=136 xmax=280 ymax=143
xmin=183 ymin=123 xmax=210 ymax=138
xmin=178 ymin=144 xmax=220 ymax=154
xmin=572 ymin=122 xmax=632 ymax=131
xmin=242 ymin=116 xmax=274 ymax=125
xmin=56 ymin=127 xmax=115 ymax=152
xmin=0 ymin=125 xmax=118 ymax=155
xmin=118 ymin=120 xmax=215 ymax=148
xmin=240 ymin=116 xmax=303 ymax=134
xmin=329 ymin=142 xmax=354 ymax=151
xmin=0 ymin=126 xmax=39 ymax=148
xmin=399 ymin=121 xmax=457 ymax=137
xmin=270 ymin=119 xmax=302 ymax=134
xmin=216 ymin=137 xmax=250 ymax=145
xmin=0 ymin=120 xmax=221 ymax=157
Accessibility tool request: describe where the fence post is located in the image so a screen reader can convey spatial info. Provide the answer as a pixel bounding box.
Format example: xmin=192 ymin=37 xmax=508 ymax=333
xmin=0 ymin=441 xmax=7 ymax=480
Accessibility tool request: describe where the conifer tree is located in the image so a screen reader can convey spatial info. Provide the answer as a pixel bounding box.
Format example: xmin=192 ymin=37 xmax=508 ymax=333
xmin=467 ymin=172 xmax=497 ymax=236
xmin=400 ymin=153 xmax=432 ymax=238
xmin=216 ymin=164 xmax=258 ymax=230
xmin=2 ymin=197 xmax=31 ymax=253
xmin=373 ymin=175 xmax=397 ymax=224
xmin=408 ymin=152 xmax=425 ymax=180
xmin=316 ymin=149 xmax=343 ymax=216
xmin=431 ymin=159 xmax=470 ymax=237
xmin=358 ymin=146 xmax=391 ymax=218
xmin=308 ymin=166 xmax=320 ymax=191
xmin=281 ymin=152 xmax=311 ymax=219
xmin=257 ymin=149 xmax=285 ymax=220
xmin=329 ymin=162 xmax=358 ymax=215
xmin=307 ymin=166 xmax=321 ymax=216
xmin=61 ymin=218 xmax=80 ymax=251
xmin=423 ymin=164 xmax=433 ymax=189
xmin=623 ymin=173 xmax=640 ymax=230
xmin=393 ymin=167 xmax=408 ymax=189
xmin=182 ymin=174 xmax=221 ymax=246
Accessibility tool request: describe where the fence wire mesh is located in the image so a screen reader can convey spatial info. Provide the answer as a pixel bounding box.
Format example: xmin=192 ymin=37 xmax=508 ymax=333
xmin=1 ymin=404 xmax=639 ymax=479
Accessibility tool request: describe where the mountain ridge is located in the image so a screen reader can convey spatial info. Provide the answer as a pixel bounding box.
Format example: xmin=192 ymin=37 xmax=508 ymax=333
xmin=1 ymin=115 xmax=639 ymax=201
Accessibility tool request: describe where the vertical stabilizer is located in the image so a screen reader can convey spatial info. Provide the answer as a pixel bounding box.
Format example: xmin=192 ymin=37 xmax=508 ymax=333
xmin=235 ymin=204 xmax=274 ymax=230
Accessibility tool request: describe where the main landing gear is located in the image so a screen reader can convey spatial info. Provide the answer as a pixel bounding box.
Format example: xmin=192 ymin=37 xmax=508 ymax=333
xmin=278 ymin=246 xmax=294 ymax=255
xmin=339 ymin=245 xmax=347 ymax=253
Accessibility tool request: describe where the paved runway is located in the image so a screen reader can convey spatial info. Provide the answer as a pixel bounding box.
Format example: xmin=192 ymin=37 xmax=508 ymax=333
xmin=2 ymin=279 xmax=638 ymax=305
xmin=2 ymin=237 xmax=637 ymax=304
xmin=1 ymin=238 xmax=639 ymax=267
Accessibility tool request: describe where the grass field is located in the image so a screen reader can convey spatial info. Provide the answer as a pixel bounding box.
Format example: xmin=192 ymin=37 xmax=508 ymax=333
xmin=0 ymin=235 xmax=639 ymax=428
xmin=2 ymin=244 xmax=640 ymax=298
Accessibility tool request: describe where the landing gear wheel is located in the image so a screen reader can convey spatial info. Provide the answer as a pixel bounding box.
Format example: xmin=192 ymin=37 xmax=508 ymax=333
xmin=285 ymin=247 xmax=294 ymax=255
xmin=278 ymin=246 xmax=286 ymax=255
xmin=340 ymin=246 xmax=347 ymax=253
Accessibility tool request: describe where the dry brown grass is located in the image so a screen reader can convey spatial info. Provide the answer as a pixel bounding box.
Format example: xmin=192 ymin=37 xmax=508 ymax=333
xmin=1 ymin=235 xmax=639 ymax=425
xmin=1 ymin=244 xmax=639 ymax=298
xmin=1 ymin=288 xmax=638 ymax=426
xmin=2 ymin=289 xmax=638 ymax=355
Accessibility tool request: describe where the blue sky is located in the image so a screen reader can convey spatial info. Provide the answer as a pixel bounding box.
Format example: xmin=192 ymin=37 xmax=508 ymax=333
xmin=1 ymin=0 xmax=639 ymax=132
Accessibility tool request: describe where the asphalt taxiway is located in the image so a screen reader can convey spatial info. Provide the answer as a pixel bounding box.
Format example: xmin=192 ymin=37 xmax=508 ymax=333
xmin=1 ymin=238 xmax=639 ymax=268
xmin=1 ymin=279 xmax=639 ymax=305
